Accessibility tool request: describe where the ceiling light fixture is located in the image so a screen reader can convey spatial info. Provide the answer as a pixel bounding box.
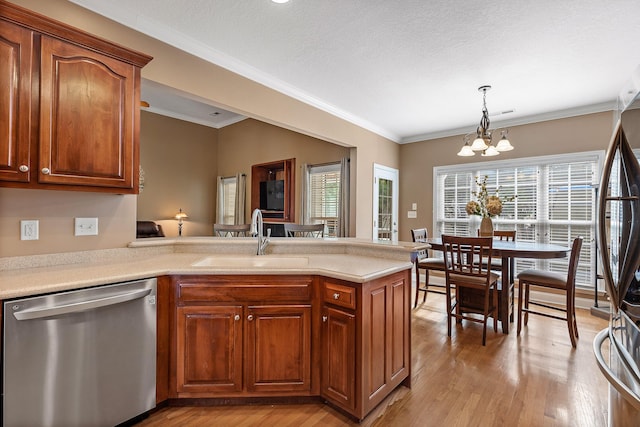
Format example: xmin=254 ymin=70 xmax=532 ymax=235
xmin=271 ymin=0 xmax=290 ymax=3
xmin=458 ymin=85 xmax=514 ymax=157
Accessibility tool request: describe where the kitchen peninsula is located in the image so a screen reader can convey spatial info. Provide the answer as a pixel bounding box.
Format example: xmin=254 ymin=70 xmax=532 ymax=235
xmin=0 ymin=238 xmax=419 ymax=421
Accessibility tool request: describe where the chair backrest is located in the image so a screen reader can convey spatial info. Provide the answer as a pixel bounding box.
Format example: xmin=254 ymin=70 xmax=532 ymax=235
xmin=566 ymin=236 xmax=584 ymax=286
xmin=493 ymin=230 xmax=516 ymax=241
xmin=214 ymin=223 xmax=251 ymax=237
xmin=442 ymin=235 xmax=494 ymax=283
xmin=411 ymin=228 xmax=428 ymax=243
xmin=284 ymin=223 xmax=324 ymax=237
xmin=476 ymin=229 xmax=516 ymax=241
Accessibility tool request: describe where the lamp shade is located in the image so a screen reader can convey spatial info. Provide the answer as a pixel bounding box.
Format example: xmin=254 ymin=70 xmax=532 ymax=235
xmin=457 ymin=145 xmax=475 ymax=157
xmin=495 ymin=136 xmax=514 ymax=151
xmin=175 ymin=208 xmax=188 ymax=220
xmin=481 ymin=145 xmax=500 ymax=157
xmin=470 ymin=137 xmax=489 ymax=151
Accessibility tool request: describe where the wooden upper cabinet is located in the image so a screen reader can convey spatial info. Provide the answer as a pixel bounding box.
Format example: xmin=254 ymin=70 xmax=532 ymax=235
xmin=0 ymin=19 xmax=33 ymax=183
xmin=38 ymin=36 xmax=137 ymax=189
xmin=0 ymin=1 xmax=152 ymax=193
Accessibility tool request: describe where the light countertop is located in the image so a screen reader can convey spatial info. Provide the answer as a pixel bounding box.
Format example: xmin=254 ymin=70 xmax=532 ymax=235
xmin=0 ymin=238 xmax=422 ymax=300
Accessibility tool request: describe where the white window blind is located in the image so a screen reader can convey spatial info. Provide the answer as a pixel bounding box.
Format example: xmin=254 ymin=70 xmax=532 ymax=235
xmin=307 ymin=163 xmax=341 ymax=237
xmin=434 ymin=151 xmax=603 ymax=289
xmin=218 ymin=176 xmax=236 ymax=225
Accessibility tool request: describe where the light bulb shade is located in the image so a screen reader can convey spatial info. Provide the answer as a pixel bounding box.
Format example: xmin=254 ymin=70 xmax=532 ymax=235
xmin=457 ymin=145 xmax=475 ymax=157
xmin=470 ymin=137 xmax=489 ymax=151
xmin=175 ymin=209 xmax=188 ymax=220
xmin=481 ymin=145 xmax=500 ymax=157
xmin=495 ymin=136 xmax=514 ymax=152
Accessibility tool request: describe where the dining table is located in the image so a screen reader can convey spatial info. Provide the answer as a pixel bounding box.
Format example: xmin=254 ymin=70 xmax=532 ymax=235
xmin=426 ymin=237 xmax=570 ymax=334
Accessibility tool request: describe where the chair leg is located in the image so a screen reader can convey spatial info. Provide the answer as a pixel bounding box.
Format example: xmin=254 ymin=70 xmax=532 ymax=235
xmin=517 ymin=280 xmax=524 ymax=336
xmin=482 ymin=287 xmax=490 ymax=346
xmin=493 ymin=284 xmax=498 ymax=333
xmin=446 ymin=283 xmax=452 ymax=339
xmin=523 ymin=281 xmax=530 ymax=326
xmin=567 ymin=289 xmax=577 ymax=348
xmin=414 ymin=265 xmax=420 ymax=309
xmin=423 ymin=270 xmax=429 ymax=304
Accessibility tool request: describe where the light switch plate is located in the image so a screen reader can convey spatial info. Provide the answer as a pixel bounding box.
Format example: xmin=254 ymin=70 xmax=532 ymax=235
xmin=411 ymin=203 xmax=417 ymax=210
xmin=75 ymin=217 xmax=98 ymax=236
xmin=20 ymin=220 xmax=39 ymax=240
xmin=407 ymin=210 xmax=417 ymax=218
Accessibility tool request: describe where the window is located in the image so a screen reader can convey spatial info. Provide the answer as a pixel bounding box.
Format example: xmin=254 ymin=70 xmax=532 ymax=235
xmin=218 ymin=176 xmax=237 ymax=225
xmin=434 ymin=151 xmax=603 ymax=289
xmin=306 ymin=163 xmax=341 ymax=237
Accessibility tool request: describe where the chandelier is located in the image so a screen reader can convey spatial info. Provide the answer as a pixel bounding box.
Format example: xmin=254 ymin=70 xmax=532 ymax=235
xmin=457 ymin=85 xmax=514 ymax=157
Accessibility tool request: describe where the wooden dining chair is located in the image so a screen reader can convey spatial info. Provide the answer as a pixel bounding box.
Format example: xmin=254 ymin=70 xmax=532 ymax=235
xmin=411 ymin=228 xmax=446 ymax=308
xmin=477 ymin=229 xmax=516 ymax=282
xmin=214 ymin=223 xmax=251 ymax=237
xmin=284 ymin=223 xmax=324 ymax=237
xmin=442 ymin=235 xmax=500 ymax=346
xmin=517 ymin=236 xmax=583 ymax=347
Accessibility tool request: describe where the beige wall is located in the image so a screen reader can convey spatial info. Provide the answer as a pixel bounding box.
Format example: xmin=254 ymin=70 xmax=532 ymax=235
xmin=2 ymin=0 xmax=400 ymax=257
xmin=398 ymin=111 xmax=616 ymax=242
xmin=138 ymin=112 xmax=218 ymax=237
xmin=218 ymin=118 xmax=351 ymax=224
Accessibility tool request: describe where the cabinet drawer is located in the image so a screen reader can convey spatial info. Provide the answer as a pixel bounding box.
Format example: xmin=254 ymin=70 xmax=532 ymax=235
xmin=323 ymin=281 xmax=356 ymax=310
xmin=177 ymin=276 xmax=313 ymax=303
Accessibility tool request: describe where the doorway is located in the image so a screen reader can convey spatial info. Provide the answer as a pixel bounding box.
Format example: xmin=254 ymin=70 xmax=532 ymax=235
xmin=373 ymin=164 xmax=399 ymax=242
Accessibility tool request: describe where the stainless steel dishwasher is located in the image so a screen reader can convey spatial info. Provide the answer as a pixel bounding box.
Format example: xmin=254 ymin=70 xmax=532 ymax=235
xmin=2 ymin=277 xmax=157 ymax=427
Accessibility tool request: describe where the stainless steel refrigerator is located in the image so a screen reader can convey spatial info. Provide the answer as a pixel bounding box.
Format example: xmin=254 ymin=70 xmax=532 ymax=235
xmin=594 ymin=67 xmax=640 ymax=426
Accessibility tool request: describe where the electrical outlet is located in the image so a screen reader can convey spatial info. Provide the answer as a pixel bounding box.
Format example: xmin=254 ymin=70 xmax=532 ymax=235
xmin=20 ymin=220 xmax=39 ymax=240
xmin=75 ymin=217 xmax=98 ymax=236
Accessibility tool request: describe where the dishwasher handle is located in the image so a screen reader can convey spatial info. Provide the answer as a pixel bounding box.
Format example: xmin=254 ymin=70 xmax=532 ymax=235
xmin=13 ymin=288 xmax=152 ymax=321
xmin=593 ymin=328 xmax=640 ymax=412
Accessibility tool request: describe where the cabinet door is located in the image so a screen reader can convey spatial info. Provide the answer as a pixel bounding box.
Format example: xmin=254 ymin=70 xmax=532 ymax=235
xmin=245 ymin=304 xmax=311 ymax=393
xmin=321 ymin=305 xmax=356 ymax=410
xmin=362 ymin=273 xmax=410 ymax=412
xmin=0 ymin=19 xmax=33 ymax=183
xmin=38 ymin=35 xmax=138 ymax=191
xmin=176 ymin=305 xmax=243 ymax=395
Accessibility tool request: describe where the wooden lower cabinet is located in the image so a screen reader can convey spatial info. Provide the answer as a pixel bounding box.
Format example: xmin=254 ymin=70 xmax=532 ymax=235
xmin=321 ymin=306 xmax=356 ymax=410
xmin=320 ymin=270 xmax=411 ymax=420
xmin=176 ymin=305 xmax=243 ymax=394
xmin=172 ymin=275 xmax=315 ymax=398
xmin=165 ymin=270 xmax=411 ymax=420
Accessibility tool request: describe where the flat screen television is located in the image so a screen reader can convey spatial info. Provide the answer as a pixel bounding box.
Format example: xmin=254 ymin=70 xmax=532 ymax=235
xmin=260 ymin=180 xmax=285 ymax=211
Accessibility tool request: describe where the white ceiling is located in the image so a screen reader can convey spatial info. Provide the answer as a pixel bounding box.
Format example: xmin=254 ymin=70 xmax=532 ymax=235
xmin=70 ymin=0 xmax=640 ymax=143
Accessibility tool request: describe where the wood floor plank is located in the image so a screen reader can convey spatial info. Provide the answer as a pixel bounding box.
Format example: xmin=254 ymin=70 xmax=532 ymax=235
xmin=136 ymin=291 xmax=609 ymax=427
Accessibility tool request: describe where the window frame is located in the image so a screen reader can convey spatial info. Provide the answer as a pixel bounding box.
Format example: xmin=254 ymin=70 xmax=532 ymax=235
xmin=433 ymin=151 xmax=604 ymax=289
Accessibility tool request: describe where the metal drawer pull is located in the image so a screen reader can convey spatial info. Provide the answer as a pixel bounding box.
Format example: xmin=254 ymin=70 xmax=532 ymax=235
xmin=41 ymin=168 xmax=50 ymax=175
xmin=19 ymin=165 xmax=29 ymax=172
xmin=322 ymin=315 xmax=328 ymax=322
xmin=247 ymin=314 xmax=254 ymax=321
xmin=234 ymin=314 xmax=240 ymax=321
xmin=333 ymin=293 xmax=340 ymax=300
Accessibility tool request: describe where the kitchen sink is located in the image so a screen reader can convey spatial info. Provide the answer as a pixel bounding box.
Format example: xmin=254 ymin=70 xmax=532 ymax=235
xmin=191 ymin=255 xmax=309 ymax=268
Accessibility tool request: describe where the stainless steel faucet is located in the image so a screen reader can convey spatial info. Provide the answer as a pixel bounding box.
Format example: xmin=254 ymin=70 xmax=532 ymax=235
xmin=250 ymin=209 xmax=270 ymax=255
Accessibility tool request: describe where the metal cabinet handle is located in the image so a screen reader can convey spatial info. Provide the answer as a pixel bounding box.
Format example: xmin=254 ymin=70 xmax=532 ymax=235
xmin=247 ymin=314 xmax=254 ymax=321
xmin=322 ymin=315 xmax=328 ymax=322
xmin=234 ymin=314 xmax=240 ymax=321
xmin=333 ymin=293 xmax=340 ymax=300
xmin=41 ymin=168 xmax=50 ymax=175
xmin=19 ymin=165 xmax=29 ymax=172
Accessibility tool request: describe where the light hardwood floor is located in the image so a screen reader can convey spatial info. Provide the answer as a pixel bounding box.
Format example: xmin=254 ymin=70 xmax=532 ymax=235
xmin=137 ymin=289 xmax=609 ymax=427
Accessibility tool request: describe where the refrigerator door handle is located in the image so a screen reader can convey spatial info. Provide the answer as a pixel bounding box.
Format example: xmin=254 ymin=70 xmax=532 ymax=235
xmin=12 ymin=288 xmax=152 ymax=321
xmin=594 ymin=328 xmax=640 ymax=412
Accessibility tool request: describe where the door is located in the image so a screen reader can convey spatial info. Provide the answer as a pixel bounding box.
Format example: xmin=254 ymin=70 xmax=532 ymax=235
xmin=245 ymin=304 xmax=312 ymax=393
xmin=0 ymin=19 xmax=33 ymax=183
xmin=373 ymin=164 xmax=399 ymax=241
xmin=321 ymin=305 xmax=356 ymax=411
xmin=176 ymin=304 xmax=243 ymax=394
